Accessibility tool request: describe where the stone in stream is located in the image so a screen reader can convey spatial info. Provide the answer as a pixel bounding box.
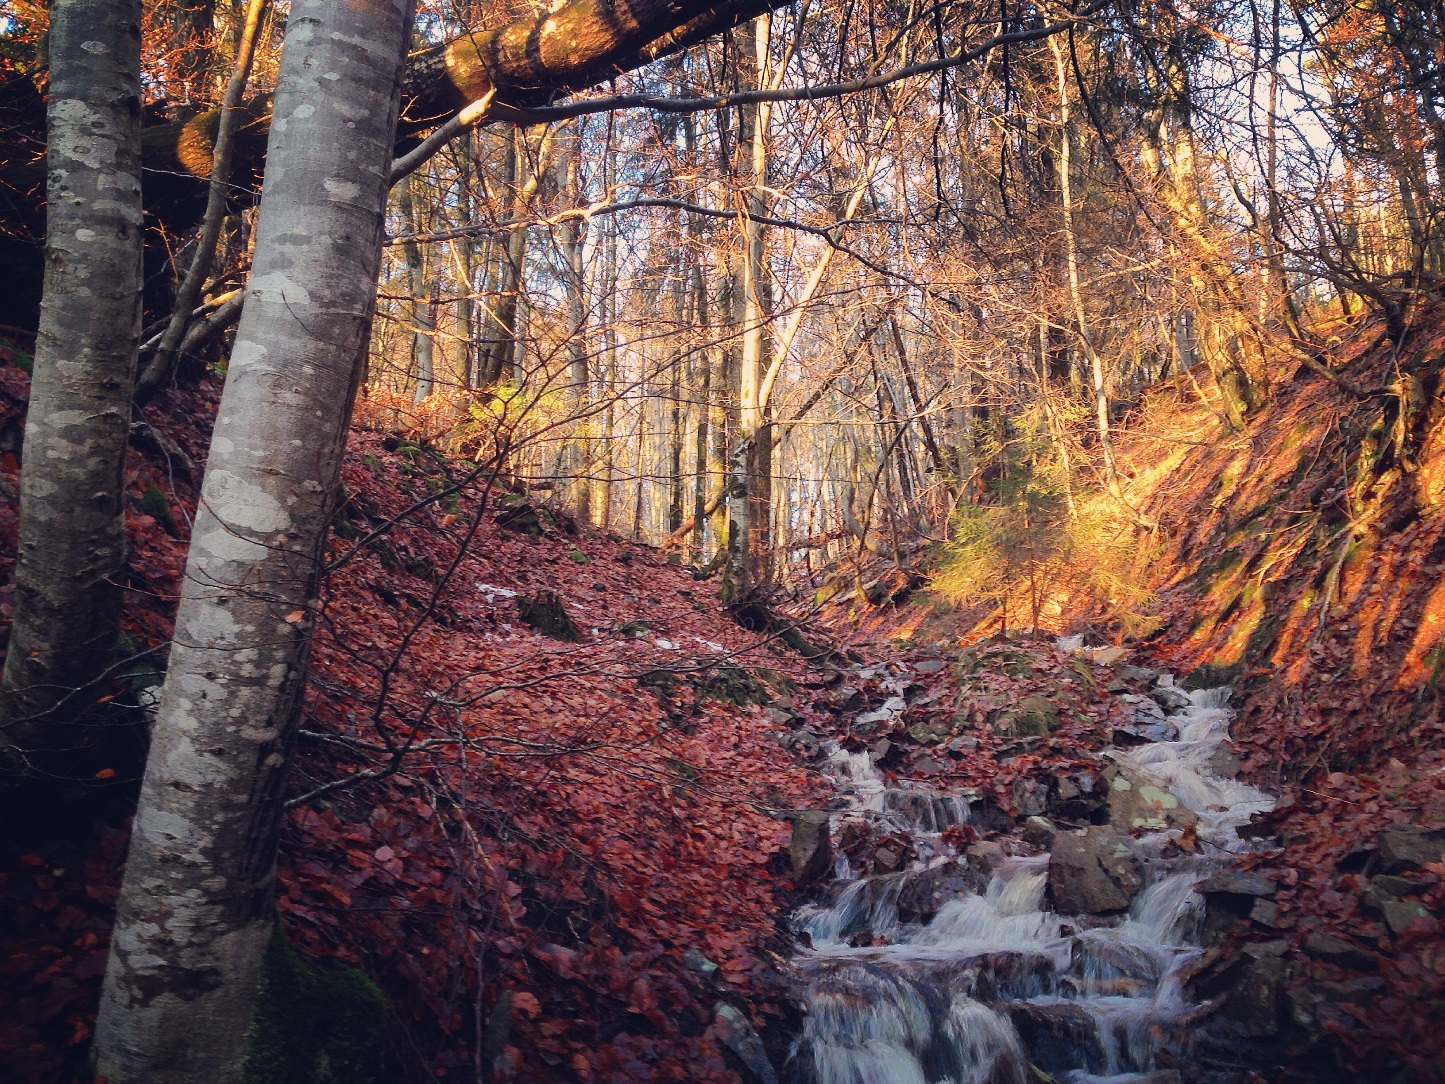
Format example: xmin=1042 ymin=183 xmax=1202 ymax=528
xmin=1102 ymin=758 xmax=1197 ymax=833
xmin=790 ymin=810 xmax=833 ymax=886
xmin=1004 ymin=1001 xmax=1107 ymax=1076
xmin=1048 ymin=826 xmax=1145 ymax=914
xmin=1010 ymin=777 xmax=1049 ymax=819
xmin=1197 ymin=868 xmax=1276 ymax=898
xmin=895 ymin=860 xmax=986 ymax=923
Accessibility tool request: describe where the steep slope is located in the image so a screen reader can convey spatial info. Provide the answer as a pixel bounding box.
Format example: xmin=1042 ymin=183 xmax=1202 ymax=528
xmin=0 ymin=350 xmax=829 ymax=1083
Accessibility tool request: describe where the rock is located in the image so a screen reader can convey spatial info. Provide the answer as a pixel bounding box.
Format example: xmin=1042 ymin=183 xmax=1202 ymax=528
xmin=1011 ymin=777 xmax=1049 ymax=819
xmin=912 ymin=659 xmax=947 ymax=674
xmin=683 ymin=949 xmax=720 ymax=978
xmin=1102 ymin=758 xmax=1197 ymax=832
xmin=1001 ymin=694 xmax=1059 ymax=737
xmin=1378 ymin=899 xmax=1430 ymax=937
xmin=778 ymin=731 xmax=820 ymax=759
xmin=947 ymin=735 xmax=977 ymax=755
xmin=869 ymin=738 xmax=898 ymax=767
xmin=1055 ymin=775 xmax=1082 ymax=801
xmin=1005 ymin=1002 xmax=1106 ymax=1075
xmin=896 ymin=860 xmax=984 ymax=923
xmin=835 ymin=686 xmax=864 ymax=712
xmin=1376 ymin=825 xmax=1445 ymax=874
xmin=1208 ymin=744 xmax=1241 ymax=779
xmin=515 ymin=590 xmax=582 ymax=642
xmin=790 ymin=811 xmax=833 ymax=886
xmin=1049 ymin=827 xmax=1144 ymax=914
xmin=1119 ymin=693 xmax=1168 ymax=719
xmin=1150 ymin=684 xmax=1193 ymax=712
xmin=1250 ymin=899 xmax=1281 ymax=928
xmin=907 ymin=718 xmax=950 ymax=745
xmin=1119 ymin=665 xmax=1158 ymax=683
xmin=1022 ymin=816 xmax=1059 ymax=848
xmin=712 ymin=1003 xmax=778 ymax=1084
xmin=909 ymin=755 xmax=948 ymax=777
xmin=1090 ymin=646 xmax=1128 ymax=665
xmin=1302 ymin=932 xmax=1379 ymax=971
xmin=965 ymin=840 xmax=1006 ymax=875
xmin=871 ymin=839 xmax=909 ymax=874
xmin=1198 ymin=869 xmax=1276 ymax=898
xmin=764 ymin=707 xmax=799 ymax=727
xmin=1224 ymin=953 xmax=1285 ymax=1037
xmin=1111 ymin=720 xmax=1178 ymax=746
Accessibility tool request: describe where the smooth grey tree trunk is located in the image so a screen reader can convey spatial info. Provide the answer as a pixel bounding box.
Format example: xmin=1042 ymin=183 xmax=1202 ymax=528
xmin=92 ymin=0 xmax=414 ymax=1078
xmin=0 ymin=0 xmax=143 ymax=774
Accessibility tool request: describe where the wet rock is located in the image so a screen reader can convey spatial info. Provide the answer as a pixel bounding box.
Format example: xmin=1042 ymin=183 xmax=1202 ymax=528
xmin=1048 ymin=826 xmax=1144 ymax=914
xmin=835 ymin=686 xmax=864 ymax=712
xmin=712 ymin=1003 xmax=777 ymax=1084
xmin=998 ymin=694 xmax=1059 ymax=737
xmin=1111 ymin=719 xmax=1179 ymax=746
xmin=1011 ymin=777 xmax=1049 ymax=819
xmin=947 ymin=735 xmax=978 ymax=755
xmin=1150 ymin=684 xmax=1193 ymax=712
xmin=1102 ymin=757 xmax=1197 ymax=832
xmin=683 ymin=949 xmax=720 ymax=979
xmin=912 ymin=658 xmax=947 ymax=674
xmin=1119 ymin=693 xmax=1168 ymax=719
xmin=1022 ymin=816 xmax=1059 ymax=848
xmin=896 ymin=860 xmax=983 ymax=923
xmin=1207 ymin=744 xmax=1241 ymax=779
xmin=909 ymin=755 xmax=949 ymax=777
xmin=1119 ymin=664 xmax=1158 ymax=683
xmin=1302 ymin=932 xmax=1379 ymax=971
xmin=1070 ymin=935 xmax=1160 ymax=983
xmin=790 ymin=811 xmax=833 ymax=886
xmin=870 ymin=837 xmax=912 ymax=874
xmin=1005 ymin=1002 xmax=1106 ymax=1075
xmin=1198 ymin=869 xmax=1276 ymax=898
xmin=1376 ymin=825 xmax=1445 ymax=874
xmin=833 ymin=815 xmax=872 ymax=864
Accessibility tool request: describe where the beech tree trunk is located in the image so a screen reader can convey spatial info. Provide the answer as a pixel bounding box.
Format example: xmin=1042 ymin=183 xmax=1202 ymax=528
xmin=0 ymin=0 xmax=143 ymax=774
xmin=91 ymin=0 xmax=414 ymax=1078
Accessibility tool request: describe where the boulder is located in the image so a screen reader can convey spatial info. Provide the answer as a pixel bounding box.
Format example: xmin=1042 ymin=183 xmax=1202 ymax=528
xmin=515 ymin=590 xmax=582 ymax=642
xmin=1048 ymin=827 xmax=1144 ymax=914
xmin=1377 ymin=825 xmax=1445 ymax=874
xmin=1150 ymin=684 xmax=1193 ymax=712
xmin=913 ymin=659 xmax=948 ymax=674
xmin=789 ymin=811 xmax=833 ymax=886
xmin=1102 ymin=758 xmax=1197 ymax=832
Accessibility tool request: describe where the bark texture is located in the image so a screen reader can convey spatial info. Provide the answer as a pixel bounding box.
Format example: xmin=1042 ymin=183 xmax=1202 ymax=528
xmin=0 ymin=0 xmax=143 ymax=771
xmin=91 ymin=0 xmax=414 ymax=1077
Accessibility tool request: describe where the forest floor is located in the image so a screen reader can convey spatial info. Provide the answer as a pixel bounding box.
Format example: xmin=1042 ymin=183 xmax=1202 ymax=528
xmin=2 ymin=301 xmax=1445 ymax=1083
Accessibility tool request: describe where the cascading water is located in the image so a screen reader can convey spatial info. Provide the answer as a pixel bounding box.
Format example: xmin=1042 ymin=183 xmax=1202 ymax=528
xmin=787 ymin=660 xmax=1276 ymax=1084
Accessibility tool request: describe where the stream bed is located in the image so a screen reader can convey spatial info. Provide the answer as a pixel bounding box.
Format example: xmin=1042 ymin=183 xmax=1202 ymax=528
xmin=783 ymin=653 xmax=1277 ymax=1084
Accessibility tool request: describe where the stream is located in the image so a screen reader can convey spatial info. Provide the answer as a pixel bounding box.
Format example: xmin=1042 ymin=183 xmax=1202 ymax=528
xmin=784 ymin=650 xmax=1276 ymax=1084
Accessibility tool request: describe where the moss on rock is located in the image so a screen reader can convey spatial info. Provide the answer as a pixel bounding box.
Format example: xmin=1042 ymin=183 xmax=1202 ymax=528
xmin=244 ymin=927 xmax=387 ymax=1084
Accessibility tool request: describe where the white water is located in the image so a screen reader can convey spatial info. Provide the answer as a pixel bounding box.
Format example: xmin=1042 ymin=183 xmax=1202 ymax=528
xmin=790 ymin=664 xmax=1275 ymax=1084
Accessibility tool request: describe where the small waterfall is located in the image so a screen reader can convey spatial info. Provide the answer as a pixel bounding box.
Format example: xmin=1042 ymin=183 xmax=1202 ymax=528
xmin=789 ymin=669 xmax=1275 ymax=1084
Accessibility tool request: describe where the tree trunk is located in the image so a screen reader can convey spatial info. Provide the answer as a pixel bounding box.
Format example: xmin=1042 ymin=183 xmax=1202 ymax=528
xmin=399 ymin=175 xmax=437 ymax=400
xmin=0 ymin=0 xmax=143 ymax=775
xmin=92 ymin=0 xmax=413 ymax=1078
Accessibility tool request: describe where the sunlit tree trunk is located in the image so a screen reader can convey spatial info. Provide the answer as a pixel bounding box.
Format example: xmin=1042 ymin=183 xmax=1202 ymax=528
xmin=399 ymin=174 xmax=436 ymax=400
xmin=0 ymin=0 xmax=143 ymax=775
xmin=91 ymin=0 xmax=413 ymax=1077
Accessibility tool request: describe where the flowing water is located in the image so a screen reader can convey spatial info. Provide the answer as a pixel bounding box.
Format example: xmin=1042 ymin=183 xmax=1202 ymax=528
xmin=787 ymin=657 xmax=1276 ymax=1084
